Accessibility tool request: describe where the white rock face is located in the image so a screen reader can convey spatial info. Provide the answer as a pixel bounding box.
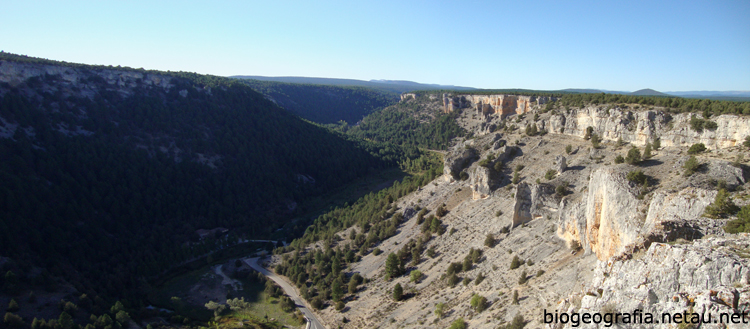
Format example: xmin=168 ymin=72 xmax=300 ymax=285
xmin=557 ymin=167 xmax=646 ymax=260
xmin=554 ymin=236 xmax=750 ymax=329
xmin=546 ymin=106 xmax=750 ymax=149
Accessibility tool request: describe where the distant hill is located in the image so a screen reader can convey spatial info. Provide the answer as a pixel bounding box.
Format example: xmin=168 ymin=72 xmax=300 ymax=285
xmin=630 ymin=88 xmax=669 ymax=96
xmin=239 ymin=79 xmax=398 ymax=124
xmin=231 ymin=75 xmax=476 ymax=94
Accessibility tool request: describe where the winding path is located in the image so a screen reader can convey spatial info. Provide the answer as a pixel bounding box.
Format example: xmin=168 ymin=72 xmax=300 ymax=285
xmin=243 ymin=257 xmax=326 ymax=329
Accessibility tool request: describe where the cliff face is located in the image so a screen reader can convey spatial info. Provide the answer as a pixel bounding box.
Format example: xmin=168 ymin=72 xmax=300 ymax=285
xmin=556 ymin=236 xmax=750 ymax=329
xmin=556 ymin=167 xmax=647 ymax=260
xmin=441 ymin=93 xmax=558 ymax=116
xmin=546 ymin=106 xmax=750 ymax=149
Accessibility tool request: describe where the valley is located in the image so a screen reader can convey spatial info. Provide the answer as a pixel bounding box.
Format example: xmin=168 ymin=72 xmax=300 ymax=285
xmin=1 ymin=53 xmax=750 ymax=329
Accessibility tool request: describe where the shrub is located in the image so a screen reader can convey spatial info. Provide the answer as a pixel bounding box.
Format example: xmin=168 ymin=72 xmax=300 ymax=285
xmin=591 ymin=133 xmax=600 ymax=148
xmin=511 ymin=290 xmax=519 ymax=305
xmin=484 ymin=233 xmax=495 ymax=247
xmin=536 ymin=270 xmax=545 ymax=277
xmin=434 ymin=302 xmax=446 ymax=319
xmin=335 ymin=301 xmax=345 ymax=311
xmin=690 ymin=116 xmax=705 ymax=132
xmin=518 ymin=270 xmax=528 ymax=284
xmin=510 ymin=255 xmax=521 ymax=269
xmin=448 ymin=318 xmax=467 ymax=329
xmin=494 ymin=160 xmax=505 ymax=172
xmin=704 ymin=189 xmax=739 ymax=218
xmin=745 ymin=136 xmax=750 ymax=148
xmin=614 ymin=155 xmax=625 ymax=164
xmin=462 ymin=277 xmax=471 ymax=286
xmin=499 ymin=314 xmax=526 ymax=329
xmin=616 ymin=137 xmax=624 ymax=147
xmin=545 ymin=169 xmax=557 ymax=180
xmin=643 ymin=142 xmax=652 ymax=159
xmin=525 ymin=123 xmax=538 ymax=136
xmin=475 ymin=272 xmax=485 ymax=285
xmin=725 ymin=204 xmax=750 ymax=233
xmin=556 ymin=181 xmax=569 ymax=197
xmin=470 ymin=294 xmax=488 ymax=313
xmin=683 ymin=156 xmax=700 ymax=176
xmin=626 ymin=170 xmax=648 ymax=185
xmin=704 ymin=121 xmax=718 ymax=130
xmin=392 ymin=283 xmax=403 ymax=301
xmin=687 ymin=143 xmax=706 ymax=155
xmin=652 ymin=136 xmax=661 ymax=150
xmin=373 ymin=248 xmax=382 ymax=256
xmin=4 ymin=313 xmax=24 ymax=328
xmin=626 ymin=146 xmax=641 ymax=164
xmin=410 ymin=270 xmax=423 ymax=283
xmin=584 ymin=126 xmax=594 ymax=140
xmin=495 ymin=210 xmax=503 ymax=217
xmin=565 ymin=145 xmax=572 ymax=154
xmin=458 ymin=171 xmax=469 ymax=181
xmin=512 ymin=171 xmax=520 ymax=184
xmin=447 ymin=273 xmax=459 ymax=287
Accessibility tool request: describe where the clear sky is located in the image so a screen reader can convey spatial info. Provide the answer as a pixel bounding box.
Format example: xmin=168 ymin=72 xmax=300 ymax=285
xmin=2 ymin=0 xmax=748 ymax=91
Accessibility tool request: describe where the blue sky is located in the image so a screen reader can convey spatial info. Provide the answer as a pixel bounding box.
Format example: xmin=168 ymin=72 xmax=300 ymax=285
xmin=2 ymin=0 xmax=748 ymax=91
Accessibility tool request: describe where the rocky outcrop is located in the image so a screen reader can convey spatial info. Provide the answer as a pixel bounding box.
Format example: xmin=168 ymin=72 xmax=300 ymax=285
xmin=553 ymin=155 xmax=567 ymax=174
xmin=471 ymin=166 xmax=494 ymax=199
xmin=443 ymin=143 xmax=477 ymax=179
xmin=440 ymin=93 xmax=559 ymax=116
xmin=512 ymin=182 xmax=557 ymax=228
xmin=642 ymin=187 xmax=720 ymax=244
xmin=557 ymin=167 xmax=646 ymax=260
xmin=555 ymin=236 xmax=750 ymax=329
xmin=546 ymin=106 xmax=750 ymax=150
xmin=400 ymin=93 xmax=416 ymax=101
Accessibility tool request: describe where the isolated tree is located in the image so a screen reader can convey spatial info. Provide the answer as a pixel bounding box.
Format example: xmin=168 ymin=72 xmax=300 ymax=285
xmin=392 ymin=283 xmax=403 ymax=301
xmin=625 ymin=146 xmax=641 ymax=164
xmin=512 ymin=290 xmax=519 ymax=305
xmin=652 ymin=136 xmax=661 ymax=150
xmin=385 ymin=253 xmax=401 ymax=279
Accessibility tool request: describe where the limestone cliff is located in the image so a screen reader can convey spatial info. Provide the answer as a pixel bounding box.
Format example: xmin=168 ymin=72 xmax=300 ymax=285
xmin=546 ymin=106 xmax=750 ymax=149
xmin=556 ymin=167 xmax=647 ymax=260
xmin=554 ymin=236 xmax=750 ymax=329
xmin=441 ymin=93 xmax=558 ymax=116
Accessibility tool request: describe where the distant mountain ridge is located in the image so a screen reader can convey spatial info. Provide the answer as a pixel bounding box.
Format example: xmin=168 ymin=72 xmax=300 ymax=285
xmin=231 ymin=75 xmax=476 ymax=93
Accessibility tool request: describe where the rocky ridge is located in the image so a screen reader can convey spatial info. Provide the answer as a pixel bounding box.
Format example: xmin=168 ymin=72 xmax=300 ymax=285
xmin=305 ymin=94 xmax=750 ymax=329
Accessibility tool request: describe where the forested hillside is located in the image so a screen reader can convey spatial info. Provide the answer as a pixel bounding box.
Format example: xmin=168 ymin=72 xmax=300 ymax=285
xmin=238 ymin=79 xmax=398 ymax=124
xmin=327 ymin=97 xmax=466 ymax=152
xmin=0 ymin=53 xmax=404 ymax=302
